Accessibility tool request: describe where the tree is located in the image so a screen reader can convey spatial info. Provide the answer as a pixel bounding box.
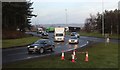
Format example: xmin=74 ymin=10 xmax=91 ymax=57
xmin=84 ymin=9 xmax=120 ymax=34
xmin=84 ymin=14 xmax=97 ymax=32
xmin=2 ymin=2 xmax=37 ymax=32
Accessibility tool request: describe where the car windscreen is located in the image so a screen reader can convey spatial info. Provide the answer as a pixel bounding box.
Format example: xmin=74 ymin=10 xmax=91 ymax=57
xmin=71 ymin=34 xmax=75 ymax=36
xmin=71 ymin=37 xmax=77 ymax=39
xmin=56 ymin=34 xmax=63 ymax=36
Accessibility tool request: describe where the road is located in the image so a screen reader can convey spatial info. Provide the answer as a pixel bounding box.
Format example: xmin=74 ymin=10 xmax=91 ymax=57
xmin=2 ymin=32 xmax=89 ymax=64
xmin=2 ymin=32 xmax=119 ymax=64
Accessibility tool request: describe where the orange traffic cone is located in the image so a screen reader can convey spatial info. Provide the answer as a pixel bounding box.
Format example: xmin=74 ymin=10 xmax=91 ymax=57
xmin=71 ymin=54 xmax=75 ymax=63
xmin=73 ymin=50 xmax=77 ymax=59
xmin=61 ymin=51 xmax=65 ymax=60
xmin=85 ymin=51 xmax=88 ymax=62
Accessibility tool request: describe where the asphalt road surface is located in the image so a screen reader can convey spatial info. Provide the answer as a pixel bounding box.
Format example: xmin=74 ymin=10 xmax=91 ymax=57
xmin=2 ymin=32 xmax=89 ymax=64
xmin=2 ymin=32 xmax=119 ymax=64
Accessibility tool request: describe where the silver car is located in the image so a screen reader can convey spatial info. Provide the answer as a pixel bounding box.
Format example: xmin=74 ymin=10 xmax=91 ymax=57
xmin=69 ymin=36 xmax=79 ymax=44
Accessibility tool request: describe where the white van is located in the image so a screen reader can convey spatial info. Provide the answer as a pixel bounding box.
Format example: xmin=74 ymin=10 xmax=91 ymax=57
xmin=54 ymin=27 xmax=65 ymax=41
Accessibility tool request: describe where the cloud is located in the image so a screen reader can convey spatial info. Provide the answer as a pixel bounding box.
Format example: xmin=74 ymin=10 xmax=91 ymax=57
xmin=31 ymin=0 xmax=119 ymax=3
xmin=31 ymin=0 xmax=119 ymax=25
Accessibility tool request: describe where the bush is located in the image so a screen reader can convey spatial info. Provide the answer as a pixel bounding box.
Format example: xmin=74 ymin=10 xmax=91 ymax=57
xmin=2 ymin=30 xmax=28 ymax=39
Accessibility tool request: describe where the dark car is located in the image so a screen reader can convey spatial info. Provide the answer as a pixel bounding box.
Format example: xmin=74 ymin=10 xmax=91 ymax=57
xmin=27 ymin=39 xmax=54 ymax=54
xmin=41 ymin=32 xmax=49 ymax=38
xmin=70 ymin=32 xmax=80 ymax=38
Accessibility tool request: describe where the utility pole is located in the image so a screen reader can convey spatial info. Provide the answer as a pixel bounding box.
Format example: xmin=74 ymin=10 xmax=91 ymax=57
xmin=102 ymin=0 xmax=104 ymax=35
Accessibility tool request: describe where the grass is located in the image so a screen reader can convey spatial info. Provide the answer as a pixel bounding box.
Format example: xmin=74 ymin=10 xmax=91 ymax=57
xmin=2 ymin=36 xmax=40 ymax=48
xmin=3 ymin=43 xmax=118 ymax=68
xmin=79 ymin=32 xmax=120 ymax=39
xmin=66 ymin=31 xmax=119 ymax=39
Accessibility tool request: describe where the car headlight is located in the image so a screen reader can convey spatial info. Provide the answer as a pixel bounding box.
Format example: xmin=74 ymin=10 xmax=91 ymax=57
xmin=34 ymin=46 xmax=38 ymax=48
xmin=74 ymin=40 xmax=77 ymax=42
xmin=69 ymin=39 xmax=71 ymax=42
xmin=27 ymin=46 xmax=30 ymax=48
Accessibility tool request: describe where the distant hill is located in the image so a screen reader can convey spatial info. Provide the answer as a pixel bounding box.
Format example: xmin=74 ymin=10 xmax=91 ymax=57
xmin=34 ymin=23 xmax=84 ymax=28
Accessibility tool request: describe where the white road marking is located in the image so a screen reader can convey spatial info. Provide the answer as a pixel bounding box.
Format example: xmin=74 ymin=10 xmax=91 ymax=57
xmin=65 ymin=43 xmax=68 ymax=45
xmin=80 ymin=41 xmax=89 ymax=47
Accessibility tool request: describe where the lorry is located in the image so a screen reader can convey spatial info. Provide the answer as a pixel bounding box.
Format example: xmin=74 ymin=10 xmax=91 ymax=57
xmin=54 ymin=27 xmax=65 ymax=42
xmin=46 ymin=27 xmax=55 ymax=32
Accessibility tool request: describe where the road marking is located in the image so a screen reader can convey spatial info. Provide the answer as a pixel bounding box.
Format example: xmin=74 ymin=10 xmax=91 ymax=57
xmin=27 ymin=57 xmax=32 ymax=59
xmin=65 ymin=43 xmax=68 ymax=45
xmin=80 ymin=41 xmax=89 ymax=48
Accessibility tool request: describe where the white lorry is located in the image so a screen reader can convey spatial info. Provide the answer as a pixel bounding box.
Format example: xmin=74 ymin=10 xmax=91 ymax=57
xmin=54 ymin=27 xmax=65 ymax=41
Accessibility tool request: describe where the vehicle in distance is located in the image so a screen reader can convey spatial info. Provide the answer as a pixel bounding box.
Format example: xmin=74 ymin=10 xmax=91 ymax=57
xmin=69 ymin=36 xmax=79 ymax=44
xmin=54 ymin=27 xmax=65 ymax=41
xmin=27 ymin=39 xmax=54 ymax=54
xmin=37 ymin=27 xmax=44 ymax=34
xmin=41 ymin=32 xmax=49 ymax=38
xmin=70 ymin=32 xmax=79 ymax=38
xmin=46 ymin=27 xmax=55 ymax=32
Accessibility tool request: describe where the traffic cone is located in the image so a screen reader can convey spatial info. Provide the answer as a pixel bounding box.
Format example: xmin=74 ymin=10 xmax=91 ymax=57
xmin=61 ymin=51 xmax=65 ymax=60
xmin=71 ymin=54 xmax=75 ymax=63
xmin=73 ymin=50 xmax=77 ymax=59
xmin=85 ymin=51 xmax=88 ymax=62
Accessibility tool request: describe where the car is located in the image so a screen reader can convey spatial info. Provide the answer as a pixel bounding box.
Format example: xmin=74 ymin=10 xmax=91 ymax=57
xmin=69 ymin=36 xmax=79 ymax=44
xmin=41 ymin=32 xmax=49 ymax=38
xmin=27 ymin=39 xmax=54 ymax=54
xmin=70 ymin=32 xmax=80 ymax=38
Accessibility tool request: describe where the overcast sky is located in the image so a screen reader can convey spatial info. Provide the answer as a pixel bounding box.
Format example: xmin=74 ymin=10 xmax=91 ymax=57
xmin=30 ymin=0 xmax=119 ymax=25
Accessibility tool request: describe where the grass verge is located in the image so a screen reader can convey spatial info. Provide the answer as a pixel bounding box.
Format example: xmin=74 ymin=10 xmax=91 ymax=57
xmin=79 ymin=32 xmax=120 ymax=39
xmin=2 ymin=36 xmax=40 ymax=48
xmin=3 ymin=43 xmax=118 ymax=68
xmin=66 ymin=31 xmax=119 ymax=39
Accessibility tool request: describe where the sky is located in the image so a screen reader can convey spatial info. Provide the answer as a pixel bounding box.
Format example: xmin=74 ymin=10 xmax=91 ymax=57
xmin=30 ymin=0 xmax=119 ymax=25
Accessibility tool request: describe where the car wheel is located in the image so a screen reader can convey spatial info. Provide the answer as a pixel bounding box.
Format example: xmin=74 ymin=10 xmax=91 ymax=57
xmin=39 ymin=48 xmax=44 ymax=54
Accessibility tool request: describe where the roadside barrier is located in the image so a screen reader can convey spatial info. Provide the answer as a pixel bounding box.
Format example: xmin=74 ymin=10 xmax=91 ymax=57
xmin=85 ymin=51 xmax=89 ymax=62
xmin=61 ymin=50 xmax=65 ymax=60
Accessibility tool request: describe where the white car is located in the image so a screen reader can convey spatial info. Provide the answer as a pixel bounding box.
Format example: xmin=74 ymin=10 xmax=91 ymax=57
xmin=69 ymin=36 xmax=79 ymax=44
